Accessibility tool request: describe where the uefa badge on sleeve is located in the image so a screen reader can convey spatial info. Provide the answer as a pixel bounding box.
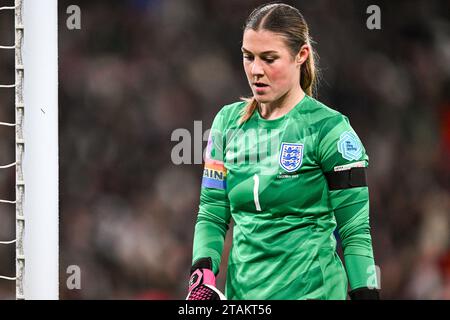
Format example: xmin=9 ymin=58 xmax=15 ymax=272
xmin=279 ymin=142 xmax=304 ymax=173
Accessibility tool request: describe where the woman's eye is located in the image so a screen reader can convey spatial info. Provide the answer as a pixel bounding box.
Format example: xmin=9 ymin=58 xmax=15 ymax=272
xmin=264 ymin=57 xmax=275 ymax=63
xmin=243 ymin=55 xmax=254 ymax=61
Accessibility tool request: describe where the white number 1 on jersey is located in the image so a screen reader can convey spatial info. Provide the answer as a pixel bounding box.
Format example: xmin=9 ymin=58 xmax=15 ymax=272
xmin=253 ymin=174 xmax=262 ymax=212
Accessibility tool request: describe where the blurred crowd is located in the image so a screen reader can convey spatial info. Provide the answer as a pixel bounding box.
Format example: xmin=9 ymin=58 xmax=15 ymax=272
xmin=0 ymin=0 xmax=449 ymax=299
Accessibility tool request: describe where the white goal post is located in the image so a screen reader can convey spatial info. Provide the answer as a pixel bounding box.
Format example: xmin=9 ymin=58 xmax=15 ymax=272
xmin=1 ymin=0 xmax=59 ymax=301
xmin=22 ymin=0 xmax=59 ymax=299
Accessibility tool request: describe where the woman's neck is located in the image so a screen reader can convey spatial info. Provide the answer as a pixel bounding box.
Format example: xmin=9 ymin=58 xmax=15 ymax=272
xmin=259 ymin=87 xmax=305 ymax=120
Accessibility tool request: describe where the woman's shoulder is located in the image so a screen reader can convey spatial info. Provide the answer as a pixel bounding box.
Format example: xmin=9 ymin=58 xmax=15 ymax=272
xmin=213 ymin=100 xmax=247 ymax=128
xmin=302 ymin=96 xmax=361 ymax=142
xmin=303 ymin=95 xmax=344 ymax=119
xmin=301 ymin=95 xmax=351 ymax=127
xmin=219 ymin=100 xmax=247 ymax=116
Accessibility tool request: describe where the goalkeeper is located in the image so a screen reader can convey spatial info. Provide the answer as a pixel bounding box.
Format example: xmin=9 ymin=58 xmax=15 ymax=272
xmin=187 ymin=3 xmax=380 ymax=300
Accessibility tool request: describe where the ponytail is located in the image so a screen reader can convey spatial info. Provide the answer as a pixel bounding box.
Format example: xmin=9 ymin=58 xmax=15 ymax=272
xmin=300 ymin=40 xmax=318 ymax=97
xmin=239 ymin=97 xmax=258 ymax=124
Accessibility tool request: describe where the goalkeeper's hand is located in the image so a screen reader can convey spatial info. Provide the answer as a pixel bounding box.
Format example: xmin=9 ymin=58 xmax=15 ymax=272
xmin=186 ymin=257 xmax=226 ymax=300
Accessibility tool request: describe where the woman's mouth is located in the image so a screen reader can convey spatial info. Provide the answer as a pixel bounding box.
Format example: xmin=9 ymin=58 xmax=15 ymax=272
xmin=253 ymin=82 xmax=269 ymax=93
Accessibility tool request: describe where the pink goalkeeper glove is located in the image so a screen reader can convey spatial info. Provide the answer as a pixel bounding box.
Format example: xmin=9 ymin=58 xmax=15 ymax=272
xmin=186 ymin=257 xmax=226 ymax=300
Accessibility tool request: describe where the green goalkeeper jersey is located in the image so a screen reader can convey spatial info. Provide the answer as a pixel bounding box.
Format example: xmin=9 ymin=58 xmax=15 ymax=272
xmin=192 ymin=94 xmax=378 ymax=300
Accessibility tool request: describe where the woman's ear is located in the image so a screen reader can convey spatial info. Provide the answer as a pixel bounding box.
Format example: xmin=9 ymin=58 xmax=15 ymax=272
xmin=296 ymin=44 xmax=310 ymax=66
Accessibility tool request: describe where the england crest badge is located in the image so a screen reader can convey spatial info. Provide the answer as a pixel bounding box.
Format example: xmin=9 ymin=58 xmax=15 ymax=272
xmin=279 ymin=142 xmax=304 ymax=173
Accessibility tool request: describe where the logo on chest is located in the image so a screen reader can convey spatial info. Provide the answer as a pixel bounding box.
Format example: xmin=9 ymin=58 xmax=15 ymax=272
xmin=279 ymin=142 xmax=304 ymax=173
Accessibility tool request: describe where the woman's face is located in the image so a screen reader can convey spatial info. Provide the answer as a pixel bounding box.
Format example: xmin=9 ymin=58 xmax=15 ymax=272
xmin=242 ymin=29 xmax=303 ymax=104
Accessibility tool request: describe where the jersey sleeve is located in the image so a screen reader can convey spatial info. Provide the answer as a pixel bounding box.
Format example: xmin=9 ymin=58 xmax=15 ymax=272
xmin=192 ymin=108 xmax=231 ymax=275
xmin=318 ymin=114 xmax=379 ymax=291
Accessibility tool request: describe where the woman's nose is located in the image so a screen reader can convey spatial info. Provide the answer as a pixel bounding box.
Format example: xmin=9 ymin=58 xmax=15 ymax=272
xmin=251 ymin=59 xmax=264 ymax=76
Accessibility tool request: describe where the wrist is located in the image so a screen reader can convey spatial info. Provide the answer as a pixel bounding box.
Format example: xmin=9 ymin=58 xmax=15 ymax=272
xmin=349 ymin=287 xmax=380 ymax=300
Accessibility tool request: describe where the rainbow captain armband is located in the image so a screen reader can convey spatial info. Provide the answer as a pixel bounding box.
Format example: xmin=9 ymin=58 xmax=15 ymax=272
xmin=201 ymin=159 xmax=227 ymax=190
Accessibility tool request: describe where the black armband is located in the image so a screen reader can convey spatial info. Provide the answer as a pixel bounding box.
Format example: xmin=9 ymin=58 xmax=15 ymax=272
xmin=324 ymin=167 xmax=367 ymax=190
xmin=349 ymin=287 xmax=380 ymax=300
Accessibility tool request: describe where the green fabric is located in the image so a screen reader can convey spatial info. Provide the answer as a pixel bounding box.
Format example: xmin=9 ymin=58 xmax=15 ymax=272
xmin=345 ymin=254 xmax=378 ymax=290
xmin=192 ymin=95 xmax=377 ymax=299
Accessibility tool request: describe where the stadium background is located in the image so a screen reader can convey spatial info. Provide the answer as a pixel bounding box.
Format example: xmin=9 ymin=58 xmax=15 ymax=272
xmin=0 ymin=0 xmax=449 ymax=299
